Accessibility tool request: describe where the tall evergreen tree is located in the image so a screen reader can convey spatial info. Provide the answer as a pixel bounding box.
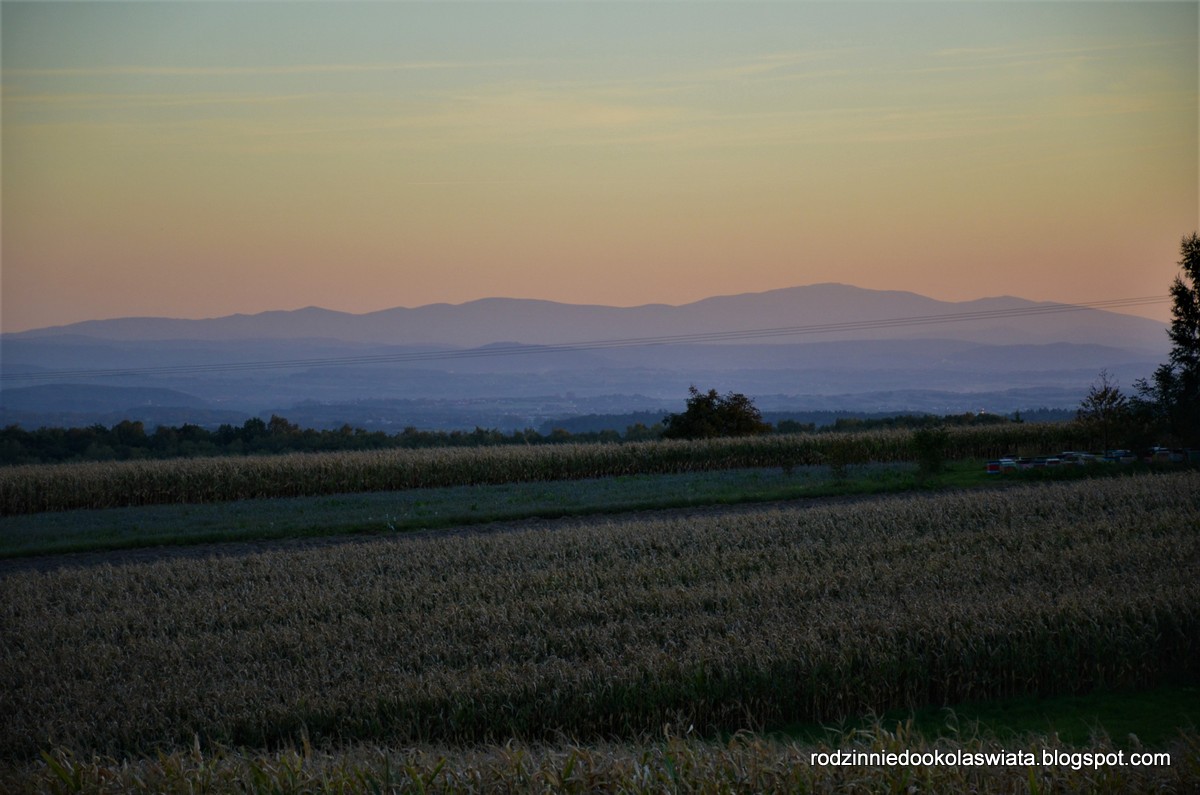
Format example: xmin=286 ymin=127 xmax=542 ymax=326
xmin=1137 ymin=232 xmax=1200 ymax=446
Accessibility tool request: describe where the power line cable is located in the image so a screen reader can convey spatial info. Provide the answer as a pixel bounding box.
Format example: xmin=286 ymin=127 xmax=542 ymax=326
xmin=0 ymin=294 xmax=1169 ymax=383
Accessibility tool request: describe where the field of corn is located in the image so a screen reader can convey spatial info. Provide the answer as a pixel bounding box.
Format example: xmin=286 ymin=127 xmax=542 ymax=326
xmin=7 ymin=725 xmax=1196 ymax=793
xmin=0 ymin=423 xmax=1094 ymax=514
xmin=2 ymin=472 xmax=1197 ymax=777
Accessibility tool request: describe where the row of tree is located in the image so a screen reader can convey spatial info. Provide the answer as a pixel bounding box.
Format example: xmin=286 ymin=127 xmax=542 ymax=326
xmin=1 ymin=408 xmax=1031 ymax=466
xmin=659 ymin=387 xmax=1017 ymax=441
xmin=0 ymin=418 xmax=648 ymax=465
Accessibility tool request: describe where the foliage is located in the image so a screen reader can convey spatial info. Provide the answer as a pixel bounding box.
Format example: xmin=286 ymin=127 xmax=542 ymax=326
xmin=0 ymin=417 xmax=642 ymax=466
xmin=1136 ymin=232 xmax=1200 ymax=445
xmin=820 ymin=435 xmax=859 ymax=480
xmin=911 ymin=427 xmax=949 ymax=477
xmin=1076 ymin=370 xmax=1129 ymax=452
xmin=825 ymin=411 xmax=1010 ymax=432
xmin=662 ymin=386 xmax=772 ymax=440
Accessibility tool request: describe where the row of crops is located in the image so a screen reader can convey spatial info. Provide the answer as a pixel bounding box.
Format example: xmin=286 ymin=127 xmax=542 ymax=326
xmin=3 ymin=472 xmax=1196 ymax=760
xmin=10 ymin=726 xmax=1192 ymax=793
xmin=0 ymin=423 xmax=1094 ymax=514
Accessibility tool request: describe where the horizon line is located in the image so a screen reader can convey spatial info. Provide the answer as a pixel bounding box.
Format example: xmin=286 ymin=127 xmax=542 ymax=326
xmin=3 ymin=283 xmax=1169 ymax=336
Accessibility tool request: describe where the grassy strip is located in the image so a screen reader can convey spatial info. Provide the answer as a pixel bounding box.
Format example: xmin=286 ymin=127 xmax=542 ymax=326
xmin=1 ymin=460 xmax=1171 ymax=559
xmin=0 ymin=462 xmax=926 ymax=558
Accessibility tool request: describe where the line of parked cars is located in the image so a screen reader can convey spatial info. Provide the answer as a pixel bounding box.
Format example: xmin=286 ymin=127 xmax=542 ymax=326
xmin=986 ymin=447 xmax=1200 ymax=474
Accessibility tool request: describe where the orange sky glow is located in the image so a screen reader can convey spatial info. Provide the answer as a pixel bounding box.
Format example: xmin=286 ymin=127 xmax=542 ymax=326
xmin=2 ymin=1 xmax=1197 ymax=332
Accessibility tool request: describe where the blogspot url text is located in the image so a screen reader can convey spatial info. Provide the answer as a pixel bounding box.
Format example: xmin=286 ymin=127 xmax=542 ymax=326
xmin=810 ymin=749 xmax=1171 ymax=771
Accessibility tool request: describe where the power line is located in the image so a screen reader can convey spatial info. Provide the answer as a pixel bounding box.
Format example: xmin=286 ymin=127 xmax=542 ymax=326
xmin=0 ymin=294 xmax=1169 ymax=384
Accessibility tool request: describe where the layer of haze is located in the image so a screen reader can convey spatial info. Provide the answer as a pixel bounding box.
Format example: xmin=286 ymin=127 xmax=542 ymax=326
xmin=3 ymin=1 xmax=1197 ymax=332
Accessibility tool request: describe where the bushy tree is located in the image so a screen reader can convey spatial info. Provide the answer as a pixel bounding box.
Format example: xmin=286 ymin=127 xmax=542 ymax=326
xmin=624 ymin=422 xmax=664 ymax=441
xmin=1136 ymin=232 xmax=1200 ymax=446
xmin=912 ymin=427 xmax=949 ymax=478
xmin=267 ymin=415 xmax=299 ymax=436
xmin=662 ymin=385 xmax=771 ymax=440
xmin=1076 ymin=370 xmax=1128 ymax=452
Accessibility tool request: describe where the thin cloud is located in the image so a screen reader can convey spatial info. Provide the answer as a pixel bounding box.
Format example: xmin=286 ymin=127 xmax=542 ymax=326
xmin=933 ymin=37 xmax=1191 ymax=61
xmin=5 ymin=61 xmax=520 ymax=78
xmin=4 ymin=91 xmax=318 ymax=109
xmin=704 ymin=48 xmax=864 ymax=81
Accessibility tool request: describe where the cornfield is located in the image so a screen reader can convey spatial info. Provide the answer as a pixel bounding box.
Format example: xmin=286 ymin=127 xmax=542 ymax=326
xmin=2 ymin=472 xmax=1196 ymax=762
xmin=4 ymin=726 xmax=1194 ymax=794
xmin=0 ymin=423 xmax=1092 ymax=514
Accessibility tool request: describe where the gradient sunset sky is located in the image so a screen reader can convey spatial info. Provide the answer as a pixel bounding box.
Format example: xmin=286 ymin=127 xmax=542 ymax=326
xmin=3 ymin=1 xmax=1197 ymax=333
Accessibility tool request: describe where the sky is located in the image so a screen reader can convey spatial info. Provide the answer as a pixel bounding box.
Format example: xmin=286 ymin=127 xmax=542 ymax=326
xmin=2 ymin=1 xmax=1197 ymax=333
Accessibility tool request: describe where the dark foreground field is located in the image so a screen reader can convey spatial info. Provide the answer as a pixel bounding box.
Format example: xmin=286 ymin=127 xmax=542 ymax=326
xmin=2 ymin=470 xmax=1198 ymax=792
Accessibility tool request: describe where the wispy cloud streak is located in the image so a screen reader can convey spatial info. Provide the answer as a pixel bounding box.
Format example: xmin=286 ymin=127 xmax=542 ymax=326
xmin=5 ymin=61 xmax=519 ymax=78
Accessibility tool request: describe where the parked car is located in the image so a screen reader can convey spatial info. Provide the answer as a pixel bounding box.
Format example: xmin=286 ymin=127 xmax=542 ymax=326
xmin=1104 ymin=450 xmax=1137 ymax=464
xmin=1058 ymin=451 xmax=1098 ymax=465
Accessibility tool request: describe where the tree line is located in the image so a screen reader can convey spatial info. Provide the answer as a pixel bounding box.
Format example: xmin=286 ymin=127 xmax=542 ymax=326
xmin=0 ymin=417 xmax=630 ymax=466
xmin=0 ymin=409 xmax=1030 ymax=467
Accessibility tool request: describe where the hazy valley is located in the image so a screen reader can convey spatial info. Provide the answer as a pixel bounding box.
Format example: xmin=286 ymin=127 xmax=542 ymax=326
xmin=1 ymin=283 xmax=1168 ymax=431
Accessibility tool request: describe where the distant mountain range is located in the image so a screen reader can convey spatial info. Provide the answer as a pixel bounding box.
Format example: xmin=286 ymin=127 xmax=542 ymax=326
xmin=9 ymin=283 xmax=1168 ymax=350
xmin=1 ymin=284 xmax=1171 ymax=430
